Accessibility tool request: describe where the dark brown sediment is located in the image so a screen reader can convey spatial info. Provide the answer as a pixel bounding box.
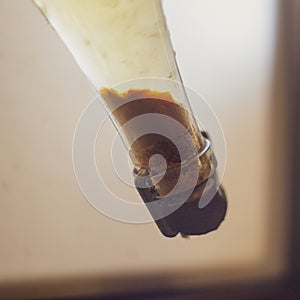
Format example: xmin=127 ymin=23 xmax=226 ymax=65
xmin=101 ymin=89 xmax=208 ymax=163
xmin=100 ymin=88 xmax=227 ymax=237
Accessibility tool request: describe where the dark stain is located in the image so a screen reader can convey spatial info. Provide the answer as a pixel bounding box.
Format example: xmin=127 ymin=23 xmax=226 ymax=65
xmin=24 ymin=247 xmax=33 ymax=257
xmin=84 ymin=39 xmax=91 ymax=46
xmin=13 ymin=161 xmax=21 ymax=171
xmin=1 ymin=182 xmax=8 ymax=191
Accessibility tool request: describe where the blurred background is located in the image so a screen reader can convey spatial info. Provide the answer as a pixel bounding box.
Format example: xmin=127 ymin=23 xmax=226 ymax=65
xmin=0 ymin=0 xmax=299 ymax=299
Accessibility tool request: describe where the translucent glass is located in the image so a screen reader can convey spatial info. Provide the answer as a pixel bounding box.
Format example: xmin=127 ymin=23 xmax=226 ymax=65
xmin=34 ymin=0 xmax=180 ymax=87
xmin=34 ymin=0 xmax=205 ymax=167
xmin=34 ymin=0 xmax=227 ymax=237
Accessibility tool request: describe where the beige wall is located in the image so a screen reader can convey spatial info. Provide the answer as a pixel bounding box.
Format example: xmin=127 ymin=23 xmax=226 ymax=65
xmin=0 ymin=0 xmax=289 ymax=298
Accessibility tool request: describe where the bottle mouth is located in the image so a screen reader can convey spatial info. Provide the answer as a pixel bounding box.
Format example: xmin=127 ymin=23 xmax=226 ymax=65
xmin=134 ymin=135 xmax=212 ymax=173
xmin=135 ymin=171 xmax=227 ymax=238
xmin=133 ymin=133 xmax=217 ymax=199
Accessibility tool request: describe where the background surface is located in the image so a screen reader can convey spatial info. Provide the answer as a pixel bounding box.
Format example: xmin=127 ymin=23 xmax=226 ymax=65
xmin=0 ymin=0 xmax=290 ymax=298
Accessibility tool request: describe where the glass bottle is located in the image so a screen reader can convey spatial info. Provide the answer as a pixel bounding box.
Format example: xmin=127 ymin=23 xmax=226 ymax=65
xmin=34 ymin=0 xmax=227 ymax=237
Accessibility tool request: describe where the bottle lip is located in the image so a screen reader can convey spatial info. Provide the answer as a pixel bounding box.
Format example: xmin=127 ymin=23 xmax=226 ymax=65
xmin=133 ymin=136 xmax=213 ymax=178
